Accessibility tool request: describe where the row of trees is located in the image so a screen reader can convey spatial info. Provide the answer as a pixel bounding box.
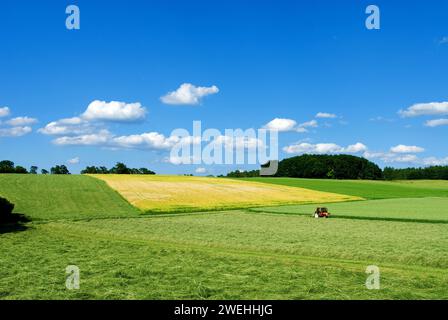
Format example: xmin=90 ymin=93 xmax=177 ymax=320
xmin=81 ymin=162 xmax=155 ymax=175
xmin=383 ymin=166 xmax=448 ymax=180
xmin=0 ymin=160 xmax=70 ymax=175
xmin=225 ymin=169 xmax=260 ymax=178
xmin=0 ymin=160 xmax=156 ymax=175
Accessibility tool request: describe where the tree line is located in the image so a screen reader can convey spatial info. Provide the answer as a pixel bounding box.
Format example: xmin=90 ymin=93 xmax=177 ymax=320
xmin=0 ymin=160 xmax=69 ymax=175
xmin=383 ymin=166 xmax=448 ymax=180
xmin=0 ymin=160 xmax=155 ymax=175
xmin=81 ymin=162 xmax=155 ymax=175
xmin=225 ymin=154 xmax=448 ymax=180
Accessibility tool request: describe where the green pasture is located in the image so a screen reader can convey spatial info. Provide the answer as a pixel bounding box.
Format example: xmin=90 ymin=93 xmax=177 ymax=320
xmin=251 ymin=197 xmax=448 ymax=223
xmin=0 ymin=174 xmax=140 ymax=220
xmin=238 ymin=177 xmax=448 ymax=199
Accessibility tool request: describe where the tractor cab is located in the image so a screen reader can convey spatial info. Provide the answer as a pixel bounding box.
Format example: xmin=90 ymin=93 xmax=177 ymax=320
xmin=314 ymin=207 xmax=330 ymax=218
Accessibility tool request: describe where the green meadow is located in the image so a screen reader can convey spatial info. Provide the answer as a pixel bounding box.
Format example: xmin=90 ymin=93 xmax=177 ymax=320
xmin=251 ymin=197 xmax=448 ymax=223
xmin=238 ymin=177 xmax=448 ymax=199
xmin=1 ymin=174 xmax=448 ymax=299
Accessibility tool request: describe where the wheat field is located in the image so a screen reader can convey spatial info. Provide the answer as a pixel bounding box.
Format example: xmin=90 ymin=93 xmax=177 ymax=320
xmin=92 ymin=175 xmax=361 ymax=212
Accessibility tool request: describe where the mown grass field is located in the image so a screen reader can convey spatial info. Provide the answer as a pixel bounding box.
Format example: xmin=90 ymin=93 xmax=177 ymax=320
xmin=1 ymin=211 xmax=447 ymax=299
xmin=93 ymin=174 xmax=359 ymax=212
xmin=251 ymin=197 xmax=448 ymax=223
xmin=0 ymin=175 xmax=140 ymax=220
xmin=1 ymin=174 xmax=447 ymax=300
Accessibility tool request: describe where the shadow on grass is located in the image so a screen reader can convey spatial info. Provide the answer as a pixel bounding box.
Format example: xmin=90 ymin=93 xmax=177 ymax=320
xmin=0 ymin=213 xmax=31 ymax=234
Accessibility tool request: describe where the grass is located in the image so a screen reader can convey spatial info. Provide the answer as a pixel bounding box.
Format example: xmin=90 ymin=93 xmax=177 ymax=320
xmin=1 ymin=174 xmax=447 ymax=300
xmin=251 ymin=197 xmax=448 ymax=222
xmin=92 ymin=174 xmax=360 ymax=213
xmin=237 ymin=177 xmax=448 ymax=200
xmin=0 ymin=174 xmax=140 ymax=221
xmin=1 ymin=211 xmax=447 ymax=299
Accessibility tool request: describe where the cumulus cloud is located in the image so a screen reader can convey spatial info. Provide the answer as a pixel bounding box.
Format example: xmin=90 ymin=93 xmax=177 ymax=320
xmin=390 ymin=144 xmax=425 ymax=153
xmin=344 ymin=142 xmax=368 ymax=153
xmin=161 ymin=83 xmax=219 ymax=105
xmin=51 ymin=130 xmax=188 ymax=151
xmin=67 ymin=157 xmax=80 ymax=165
xmin=425 ymin=118 xmax=448 ymax=127
xmin=422 ymin=156 xmax=448 ymax=166
xmin=399 ymin=102 xmax=448 ymax=117
xmin=82 ymin=100 xmax=146 ymax=122
xmin=363 ymin=151 xmax=419 ymax=163
xmin=195 ymin=167 xmax=207 ymax=174
xmin=316 ymin=112 xmax=337 ymax=119
xmin=298 ymin=120 xmax=318 ymax=129
xmin=213 ymin=135 xmax=265 ymax=150
xmin=112 ymin=132 xmax=181 ymax=150
xmin=53 ymin=130 xmax=113 ymax=146
xmin=263 ymin=118 xmax=318 ymax=133
xmin=0 ymin=126 xmax=32 ymax=137
xmin=283 ymin=142 xmax=367 ymax=154
xmin=38 ymin=117 xmax=94 ymax=135
xmin=6 ymin=116 xmax=38 ymax=126
xmin=263 ymin=118 xmax=297 ymax=132
xmin=0 ymin=107 xmax=10 ymax=118
xmin=40 ymin=100 xmax=147 ymax=137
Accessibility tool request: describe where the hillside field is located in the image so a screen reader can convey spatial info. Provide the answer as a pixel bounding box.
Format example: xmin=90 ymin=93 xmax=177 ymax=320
xmin=238 ymin=177 xmax=448 ymax=199
xmin=92 ymin=174 xmax=359 ymax=212
xmin=1 ymin=174 xmax=447 ymax=300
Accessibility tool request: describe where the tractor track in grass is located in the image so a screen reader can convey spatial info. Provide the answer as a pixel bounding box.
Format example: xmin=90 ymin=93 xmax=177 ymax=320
xmin=37 ymin=216 xmax=448 ymax=278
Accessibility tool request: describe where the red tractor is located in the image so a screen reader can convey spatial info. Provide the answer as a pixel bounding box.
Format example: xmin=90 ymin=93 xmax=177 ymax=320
xmin=314 ymin=207 xmax=330 ymax=218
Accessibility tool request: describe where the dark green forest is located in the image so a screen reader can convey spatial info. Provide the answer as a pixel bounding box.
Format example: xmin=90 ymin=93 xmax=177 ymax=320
xmin=226 ymin=154 xmax=448 ymax=180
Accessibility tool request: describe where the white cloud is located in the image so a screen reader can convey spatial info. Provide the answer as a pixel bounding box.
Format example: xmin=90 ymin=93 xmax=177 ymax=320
xmin=112 ymin=132 xmax=181 ymax=150
xmin=214 ymin=135 xmax=265 ymax=150
xmin=166 ymin=155 xmax=202 ymax=165
xmin=40 ymin=99 xmax=147 ymax=136
xmin=67 ymin=157 xmax=80 ymax=165
xmin=263 ymin=118 xmax=297 ymax=132
xmin=399 ymin=102 xmax=448 ymax=117
xmin=0 ymin=107 xmax=10 ymax=118
xmin=82 ymin=100 xmax=146 ymax=122
xmin=6 ymin=116 xmax=38 ymax=126
xmin=38 ymin=117 xmax=94 ymax=135
xmin=422 ymin=156 xmax=448 ymax=166
xmin=316 ymin=112 xmax=337 ymax=119
xmin=390 ymin=144 xmax=425 ymax=154
xmin=0 ymin=126 xmax=32 ymax=137
xmin=53 ymin=130 xmax=112 ymax=146
xmin=161 ymin=83 xmax=219 ymax=105
xmin=263 ymin=118 xmax=318 ymax=133
xmin=425 ymin=118 xmax=448 ymax=127
xmin=195 ymin=167 xmax=207 ymax=174
xmin=51 ymin=130 xmax=188 ymax=152
xmin=298 ymin=120 xmax=318 ymax=128
xmin=344 ymin=142 xmax=368 ymax=153
xmin=363 ymin=151 xmax=419 ymax=164
xmin=283 ymin=142 xmax=366 ymax=154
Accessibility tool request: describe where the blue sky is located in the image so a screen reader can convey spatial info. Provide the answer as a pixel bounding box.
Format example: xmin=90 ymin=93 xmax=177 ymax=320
xmin=1 ymin=0 xmax=448 ymax=174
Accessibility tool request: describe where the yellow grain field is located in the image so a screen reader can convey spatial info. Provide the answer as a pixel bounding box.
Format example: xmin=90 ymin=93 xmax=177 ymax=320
xmin=92 ymin=175 xmax=362 ymax=212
